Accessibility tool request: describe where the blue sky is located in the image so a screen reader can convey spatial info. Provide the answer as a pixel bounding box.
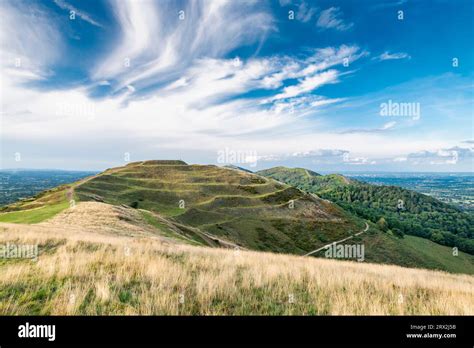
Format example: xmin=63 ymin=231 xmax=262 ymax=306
xmin=0 ymin=0 xmax=473 ymax=171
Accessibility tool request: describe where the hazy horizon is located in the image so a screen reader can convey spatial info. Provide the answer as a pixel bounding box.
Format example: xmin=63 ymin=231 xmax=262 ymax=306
xmin=1 ymin=163 xmax=473 ymax=175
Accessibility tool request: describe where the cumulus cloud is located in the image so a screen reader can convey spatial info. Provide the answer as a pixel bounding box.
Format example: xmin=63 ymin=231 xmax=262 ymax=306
xmin=259 ymin=149 xmax=376 ymax=166
xmin=403 ymin=146 xmax=473 ymax=166
xmin=259 ymin=149 xmax=347 ymax=162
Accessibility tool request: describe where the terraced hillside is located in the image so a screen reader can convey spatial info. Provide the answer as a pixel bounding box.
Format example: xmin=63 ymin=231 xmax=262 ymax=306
xmin=73 ymin=160 xmax=364 ymax=253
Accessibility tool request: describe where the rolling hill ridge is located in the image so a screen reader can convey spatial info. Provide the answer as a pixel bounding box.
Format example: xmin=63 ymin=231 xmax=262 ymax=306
xmin=1 ymin=161 xmax=473 ymax=274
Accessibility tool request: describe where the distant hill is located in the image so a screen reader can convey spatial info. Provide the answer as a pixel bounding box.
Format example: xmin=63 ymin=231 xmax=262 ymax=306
xmin=258 ymin=167 xmax=348 ymax=191
xmin=258 ymin=167 xmax=474 ymax=255
xmin=223 ymin=164 xmax=254 ymax=173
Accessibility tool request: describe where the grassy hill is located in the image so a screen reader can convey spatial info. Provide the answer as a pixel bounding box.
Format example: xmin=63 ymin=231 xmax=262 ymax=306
xmin=0 ymin=161 xmax=364 ymax=255
xmin=259 ymin=167 xmax=351 ymax=193
xmin=74 ymin=161 xmax=366 ymax=254
xmin=1 ymin=160 xmax=473 ymax=274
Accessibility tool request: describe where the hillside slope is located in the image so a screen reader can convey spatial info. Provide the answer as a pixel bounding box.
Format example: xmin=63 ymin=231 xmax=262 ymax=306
xmin=1 ymin=221 xmax=473 ymax=315
xmin=1 ymin=161 xmax=473 ymax=274
xmin=258 ymin=168 xmax=474 ymax=250
xmin=258 ymin=166 xmax=474 ymax=273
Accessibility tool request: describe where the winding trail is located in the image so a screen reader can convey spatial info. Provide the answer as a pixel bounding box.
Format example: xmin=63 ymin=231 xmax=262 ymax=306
xmin=303 ymin=222 xmax=369 ymax=257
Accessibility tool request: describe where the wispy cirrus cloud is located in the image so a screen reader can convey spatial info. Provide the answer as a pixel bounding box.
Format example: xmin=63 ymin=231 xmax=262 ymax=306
xmin=317 ymin=7 xmax=353 ymax=31
xmin=92 ymin=0 xmax=275 ymax=95
xmin=373 ymin=51 xmax=411 ymax=61
xmin=295 ymin=1 xmax=318 ymax=23
xmin=339 ymin=121 xmax=397 ymax=134
xmin=371 ymin=0 xmax=408 ymax=10
xmin=271 ymin=69 xmax=339 ymax=101
xmin=278 ymin=0 xmax=318 ymax=23
xmin=262 ymin=45 xmax=367 ymax=103
xmin=53 ymin=0 xmax=103 ymax=28
xmin=0 ymin=0 xmax=62 ymax=81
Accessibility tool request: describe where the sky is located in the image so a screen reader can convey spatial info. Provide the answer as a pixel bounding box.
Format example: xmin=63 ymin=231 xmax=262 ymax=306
xmin=0 ymin=0 xmax=473 ymax=172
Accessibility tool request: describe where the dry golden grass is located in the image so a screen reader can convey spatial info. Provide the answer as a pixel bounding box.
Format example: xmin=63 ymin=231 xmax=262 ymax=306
xmin=0 ymin=214 xmax=473 ymax=315
xmin=42 ymin=202 xmax=171 ymax=238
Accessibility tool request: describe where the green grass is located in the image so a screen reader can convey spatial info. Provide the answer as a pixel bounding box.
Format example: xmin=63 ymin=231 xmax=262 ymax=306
xmin=351 ymin=229 xmax=474 ymax=274
xmin=0 ymin=201 xmax=70 ymax=224
xmin=139 ymin=210 xmax=203 ymax=245
xmin=399 ymin=235 xmax=474 ymax=274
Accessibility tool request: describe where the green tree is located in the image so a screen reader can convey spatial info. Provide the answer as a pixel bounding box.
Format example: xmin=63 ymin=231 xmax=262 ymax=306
xmin=377 ymin=217 xmax=388 ymax=232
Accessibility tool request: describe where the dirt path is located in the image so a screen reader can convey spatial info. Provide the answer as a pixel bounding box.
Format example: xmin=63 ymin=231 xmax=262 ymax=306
xmin=303 ymin=222 xmax=369 ymax=257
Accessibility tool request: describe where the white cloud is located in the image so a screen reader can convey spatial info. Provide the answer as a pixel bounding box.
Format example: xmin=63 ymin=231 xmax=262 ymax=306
xmin=164 ymin=77 xmax=189 ymax=91
xmin=374 ymin=51 xmax=411 ymax=61
xmin=371 ymin=0 xmax=408 ymax=10
xmin=404 ymin=146 xmax=473 ymax=166
xmin=339 ymin=121 xmax=397 ymax=134
xmin=343 ymin=153 xmax=371 ymax=165
xmin=1 ymin=5 xmax=365 ymax=163
xmin=296 ymin=1 xmax=318 ymax=23
xmin=92 ymin=0 xmax=275 ymax=94
xmin=2 ymin=1 xmax=469 ymax=172
xmin=0 ymin=1 xmax=63 ymax=81
xmin=53 ymin=0 xmax=103 ymax=28
xmin=381 ymin=121 xmax=397 ymax=130
xmin=279 ymin=0 xmax=293 ymax=6
xmin=271 ymin=70 xmax=339 ymax=101
xmin=317 ymin=7 xmax=353 ymax=31
xmin=262 ymin=45 xmax=365 ymax=103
